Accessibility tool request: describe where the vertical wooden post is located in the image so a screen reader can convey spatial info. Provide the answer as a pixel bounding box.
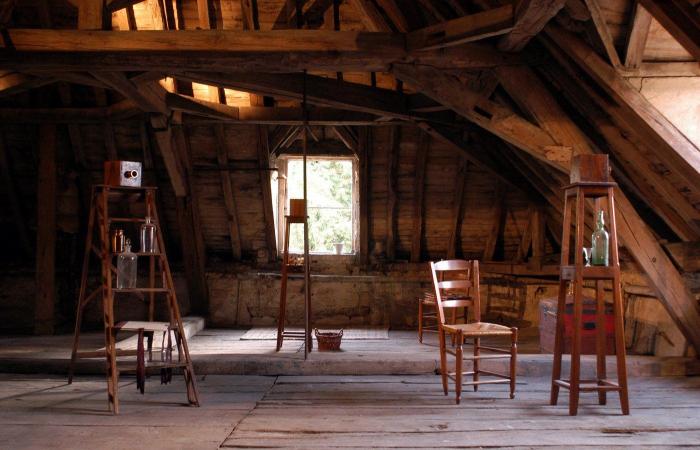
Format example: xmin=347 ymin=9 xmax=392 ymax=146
xmin=410 ymin=131 xmax=429 ymax=263
xmin=385 ymin=126 xmax=400 ymax=260
xmin=447 ymin=156 xmax=468 ymax=259
xmin=78 ymin=0 xmax=105 ymax=30
xmin=257 ymin=126 xmax=277 ymax=261
xmin=35 ymin=124 xmax=56 ymax=335
xmin=482 ymin=183 xmax=505 ymax=261
xmin=529 ymin=205 xmax=545 ymax=270
xmin=359 ymin=127 xmax=371 ymax=265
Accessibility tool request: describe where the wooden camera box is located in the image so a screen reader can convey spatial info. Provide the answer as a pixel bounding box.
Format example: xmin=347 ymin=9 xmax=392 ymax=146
xmin=570 ymin=154 xmax=610 ymax=184
xmin=539 ymin=297 xmax=615 ymax=354
xmin=289 ymin=199 xmax=306 ymax=218
xmin=104 ymin=161 xmax=142 ymax=187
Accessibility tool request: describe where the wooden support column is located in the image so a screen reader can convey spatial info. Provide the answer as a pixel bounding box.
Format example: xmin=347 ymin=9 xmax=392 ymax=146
xmin=447 ymin=156 xmax=468 ymax=259
xmin=35 ymin=124 xmax=56 ymax=335
xmin=0 ymin=130 xmax=31 ymax=257
xmin=257 ymin=126 xmax=277 ymax=261
xmin=482 ymin=183 xmax=504 ymax=261
xmin=410 ymin=131 xmax=429 ymax=263
xmin=215 ymin=124 xmax=242 ymax=260
xmin=359 ymin=127 xmax=371 ymax=265
xmin=78 ymin=0 xmax=105 ymax=30
xmin=385 ymin=126 xmax=399 ymax=260
xmin=172 ymin=126 xmax=209 ymax=315
xmin=529 ymin=205 xmax=545 ymax=270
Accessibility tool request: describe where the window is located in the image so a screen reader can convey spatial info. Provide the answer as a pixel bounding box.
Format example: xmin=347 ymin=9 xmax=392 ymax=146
xmin=274 ymin=157 xmax=358 ymax=255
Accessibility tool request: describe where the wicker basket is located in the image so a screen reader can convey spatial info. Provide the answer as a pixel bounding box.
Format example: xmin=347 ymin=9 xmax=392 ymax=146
xmin=314 ymin=329 xmax=343 ymax=351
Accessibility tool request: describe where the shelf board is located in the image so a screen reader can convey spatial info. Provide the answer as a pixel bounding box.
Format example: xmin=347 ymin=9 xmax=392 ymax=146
xmin=560 ymin=265 xmax=619 ymax=280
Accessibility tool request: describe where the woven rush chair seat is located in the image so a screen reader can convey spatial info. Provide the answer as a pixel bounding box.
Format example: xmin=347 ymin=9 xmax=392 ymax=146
xmin=443 ymin=322 xmax=514 ymax=336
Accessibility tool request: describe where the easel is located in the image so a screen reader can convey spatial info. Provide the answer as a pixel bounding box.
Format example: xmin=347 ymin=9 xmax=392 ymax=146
xmin=68 ymin=185 xmax=199 ymax=414
xmin=550 ymin=155 xmax=629 ymax=415
xmin=275 ymin=70 xmax=313 ymax=358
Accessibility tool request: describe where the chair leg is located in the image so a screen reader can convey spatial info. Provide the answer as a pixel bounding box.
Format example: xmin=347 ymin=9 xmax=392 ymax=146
xmin=455 ymin=333 xmax=463 ymax=405
xmin=418 ymin=300 xmax=423 ymax=343
xmin=473 ymin=336 xmax=480 ymax=391
xmin=450 ymin=308 xmax=457 ymax=347
xmin=439 ymin=329 xmax=448 ymax=396
xmin=510 ymin=327 xmax=518 ymax=399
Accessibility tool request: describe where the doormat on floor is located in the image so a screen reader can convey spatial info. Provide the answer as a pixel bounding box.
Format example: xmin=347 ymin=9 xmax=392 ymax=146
xmin=240 ymin=326 xmax=389 ymax=340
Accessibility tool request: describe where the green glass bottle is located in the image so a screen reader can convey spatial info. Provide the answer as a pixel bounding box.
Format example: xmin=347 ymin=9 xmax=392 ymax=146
xmin=591 ymin=210 xmax=609 ymax=266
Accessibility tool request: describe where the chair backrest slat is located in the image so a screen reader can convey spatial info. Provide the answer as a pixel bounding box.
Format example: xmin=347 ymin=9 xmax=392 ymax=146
xmin=430 ymin=259 xmax=481 ymax=325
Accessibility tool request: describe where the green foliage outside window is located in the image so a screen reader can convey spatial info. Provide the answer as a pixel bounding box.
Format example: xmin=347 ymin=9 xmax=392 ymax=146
xmin=286 ymin=159 xmax=353 ymax=253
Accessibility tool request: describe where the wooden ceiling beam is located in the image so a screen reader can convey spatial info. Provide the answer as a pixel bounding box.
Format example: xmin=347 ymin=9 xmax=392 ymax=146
xmin=543 ymin=25 xmax=700 ymax=193
xmin=407 ymin=5 xmax=513 ymax=50
xmin=498 ymin=0 xmax=566 ymax=52
xmin=3 ymin=29 xmax=403 ymax=53
xmin=392 ymin=63 xmax=571 ymax=171
xmin=623 ymin=2 xmax=652 ymax=69
xmin=639 ymin=0 xmax=700 ymax=61
xmin=583 ymin=0 xmax=623 ymax=68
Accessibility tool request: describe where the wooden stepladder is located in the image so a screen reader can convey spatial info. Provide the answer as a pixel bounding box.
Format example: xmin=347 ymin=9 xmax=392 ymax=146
xmin=276 ymin=205 xmax=313 ymax=355
xmin=68 ymin=185 xmax=199 ymax=414
xmin=550 ymin=178 xmax=629 ymax=416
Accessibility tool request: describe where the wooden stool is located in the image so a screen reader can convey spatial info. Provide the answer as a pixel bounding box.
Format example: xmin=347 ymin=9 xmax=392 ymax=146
xmin=550 ymin=179 xmax=629 ymax=416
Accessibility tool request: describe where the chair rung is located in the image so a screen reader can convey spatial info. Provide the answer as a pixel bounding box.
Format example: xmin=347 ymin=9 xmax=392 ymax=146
xmin=444 ymin=349 xmax=511 ymax=360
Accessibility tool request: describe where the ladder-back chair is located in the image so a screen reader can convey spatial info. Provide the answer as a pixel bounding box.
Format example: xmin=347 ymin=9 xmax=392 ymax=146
xmin=430 ymin=260 xmax=518 ymax=404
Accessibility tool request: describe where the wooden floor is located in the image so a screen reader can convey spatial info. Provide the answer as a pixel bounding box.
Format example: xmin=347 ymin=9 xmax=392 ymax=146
xmin=1 ymin=373 xmax=699 ymax=448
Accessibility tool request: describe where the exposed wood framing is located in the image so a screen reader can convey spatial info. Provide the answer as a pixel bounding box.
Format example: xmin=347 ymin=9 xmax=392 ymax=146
xmin=240 ymin=0 xmax=259 ymax=30
xmin=447 ymin=156 xmax=468 ymax=259
xmin=583 ymin=0 xmax=622 ymax=68
xmin=410 ymin=131 xmax=429 ymax=263
xmin=0 ymin=72 xmax=54 ymax=98
xmin=77 ymin=0 xmax=105 ymax=30
xmin=529 ymin=205 xmax=545 ymax=269
xmin=331 ymin=126 xmax=359 ymax=155
xmin=0 ymin=130 xmax=31 ymax=257
xmin=35 ymin=124 xmax=56 ymax=335
xmin=407 ymin=5 xmax=514 ymax=50
xmin=543 ymin=25 xmax=700 ymax=193
xmin=172 ymin=126 xmax=209 ymax=315
xmin=623 ymin=2 xmax=652 ymax=69
xmin=375 ymin=0 xmax=409 ymax=32
xmin=498 ymin=0 xmax=566 ymax=52
xmin=482 ymin=183 xmax=504 ymax=261
xmin=214 ymin=124 xmax=242 ymax=260
xmin=349 ymin=0 xmax=391 ymax=32
xmin=385 ymin=126 xmax=400 ymax=260
xmin=257 ymin=126 xmax=277 ymax=262
xmin=0 ymin=0 xmax=15 ymax=25
xmin=495 ymin=63 xmax=700 ymax=354
xmin=639 ymin=0 xmax=700 ymax=61
xmin=359 ymin=127 xmax=371 ymax=265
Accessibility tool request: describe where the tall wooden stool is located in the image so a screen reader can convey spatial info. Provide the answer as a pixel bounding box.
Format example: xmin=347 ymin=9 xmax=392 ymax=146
xmin=550 ymin=155 xmax=629 ymax=416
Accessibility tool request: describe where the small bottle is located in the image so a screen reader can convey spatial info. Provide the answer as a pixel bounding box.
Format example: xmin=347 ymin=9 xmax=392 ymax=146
xmin=117 ymin=239 xmax=138 ymax=289
xmin=111 ymin=229 xmax=125 ymax=254
xmin=140 ymin=216 xmax=157 ymax=253
xmin=591 ymin=210 xmax=609 ymax=266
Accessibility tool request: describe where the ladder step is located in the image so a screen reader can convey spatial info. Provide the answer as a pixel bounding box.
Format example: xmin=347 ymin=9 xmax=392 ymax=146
xmin=114 ymin=321 xmax=176 ymax=333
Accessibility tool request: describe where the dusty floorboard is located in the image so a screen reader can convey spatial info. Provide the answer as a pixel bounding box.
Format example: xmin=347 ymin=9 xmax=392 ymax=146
xmin=0 ymin=373 xmax=699 ymax=448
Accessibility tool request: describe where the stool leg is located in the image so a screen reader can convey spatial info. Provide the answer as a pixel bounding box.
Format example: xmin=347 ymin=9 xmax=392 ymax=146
xmin=550 ymin=280 xmax=568 ymax=406
xmin=418 ymin=300 xmax=423 ymax=343
xmin=510 ymin=327 xmax=518 ymax=399
xmin=613 ymin=277 xmax=630 ymax=415
xmin=595 ymin=279 xmax=607 ymax=406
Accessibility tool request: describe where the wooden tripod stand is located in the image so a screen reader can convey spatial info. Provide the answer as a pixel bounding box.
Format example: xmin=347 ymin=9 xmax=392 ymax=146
xmin=68 ymin=185 xmax=199 ymax=414
xmin=276 ymin=211 xmax=313 ymax=353
xmin=550 ymin=181 xmax=629 ymax=416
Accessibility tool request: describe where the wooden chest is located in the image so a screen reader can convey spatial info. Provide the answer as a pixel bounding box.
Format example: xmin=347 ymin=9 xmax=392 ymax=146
xmin=539 ymin=296 xmax=615 ymax=354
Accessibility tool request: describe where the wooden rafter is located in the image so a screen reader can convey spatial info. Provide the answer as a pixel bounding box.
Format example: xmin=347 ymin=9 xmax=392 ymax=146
xmin=408 ymin=5 xmax=514 ymax=50
xmin=583 ymin=0 xmax=623 ymax=68
xmin=498 ymin=0 xmax=566 ymax=52
xmin=375 ymin=0 xmax=409 ymax=32
xmin=543 ymin=25 xmax=700 ymax=193
xmin=639 ymin=0 xmax=700 ymax=61
xmin=349 ymin=0 xmax=391 ymax=31
xmin=257 ymin=126 xmax=277 ymax=261
xmin=623 ymin=2 xmax=652 ymax=69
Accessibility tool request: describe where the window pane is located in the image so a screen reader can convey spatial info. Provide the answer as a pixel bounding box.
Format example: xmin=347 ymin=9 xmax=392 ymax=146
xmin=287 ymin=159 xmax=353 ymax=253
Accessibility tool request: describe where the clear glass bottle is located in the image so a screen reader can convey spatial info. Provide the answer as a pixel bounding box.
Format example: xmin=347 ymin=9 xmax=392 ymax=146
xmin=591 ymin=210 xmax=609 ymax=266
xmin=117 ymin=239 xmax=138 ymax=289
xmin=140 ymin=216 xmax=157 ymax=253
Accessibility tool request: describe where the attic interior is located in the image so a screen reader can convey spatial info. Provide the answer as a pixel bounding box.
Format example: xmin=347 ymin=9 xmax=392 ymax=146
xmin=1 ymin=0 xmax=700 ymax=447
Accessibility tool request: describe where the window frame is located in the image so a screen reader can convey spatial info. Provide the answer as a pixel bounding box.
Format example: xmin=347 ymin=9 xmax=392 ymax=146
xmin=274 ymin=155 xmax=360 ymax=256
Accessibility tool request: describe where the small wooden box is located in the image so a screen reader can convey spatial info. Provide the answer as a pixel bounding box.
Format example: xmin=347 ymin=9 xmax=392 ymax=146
xmin=104 ymin=161 xmax=142 ymax=187
xmin=570 ymin=155 xmax=610 ymax=183
xmin=539 ymin=297 xmax=615 ymax=354
xmin=289 ymin=198 xmax=306 ymax=218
